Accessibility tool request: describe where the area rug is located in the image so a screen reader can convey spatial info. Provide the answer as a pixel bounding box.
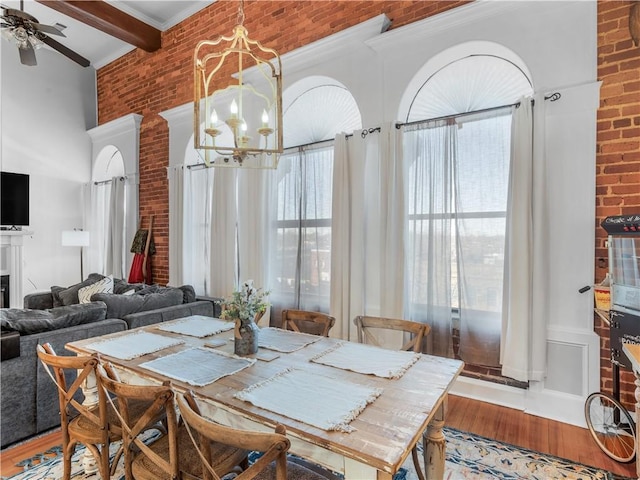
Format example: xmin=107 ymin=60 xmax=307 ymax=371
xmin=2 ymin=427 xmax=631 ymax=480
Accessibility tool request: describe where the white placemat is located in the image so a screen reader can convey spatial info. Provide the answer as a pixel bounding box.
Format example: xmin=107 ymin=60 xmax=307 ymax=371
xmin=83 ymin=331 xmax=185 ymax=360
xmin=157 ymin=316 xmax=234 ymax=338
xmin=139 ymin=347 xmax=256 ymax=387
xmin=234 ymin=368 xmax=382 ymax=432
xmin=257 ymin=327 xmax=322 ymax=353
xmin=310 ymin=342 xmax=420 ymax=379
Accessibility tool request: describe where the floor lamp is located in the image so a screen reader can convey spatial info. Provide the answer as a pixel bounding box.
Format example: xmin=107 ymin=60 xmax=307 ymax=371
xmin=61 ymin=230 xmax=90 ymax=281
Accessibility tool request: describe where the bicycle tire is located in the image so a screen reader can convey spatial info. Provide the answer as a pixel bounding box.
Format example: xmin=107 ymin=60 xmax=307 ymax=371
xmin=584 ymin=391 xmax=636 ymax=463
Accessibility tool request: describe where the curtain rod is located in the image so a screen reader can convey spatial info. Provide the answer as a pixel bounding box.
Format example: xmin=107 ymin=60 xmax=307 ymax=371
xmin=183 ymin=92 xmax=560 ymax=170
xmin=94 ymin=176 xmax=125 ymax=186
xmin=396 ymin=92 xmax=560 ymax=130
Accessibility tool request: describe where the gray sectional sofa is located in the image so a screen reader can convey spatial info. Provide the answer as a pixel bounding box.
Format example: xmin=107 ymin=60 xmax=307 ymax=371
xmin=0 ymin=274 xmax=220 ymax=448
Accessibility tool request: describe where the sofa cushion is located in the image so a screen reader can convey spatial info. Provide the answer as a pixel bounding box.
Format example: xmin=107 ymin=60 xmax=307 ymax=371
xmin=1 ymin=309 xmax=54 ymax=334
xmin=92 ymin=288 xmax=184 ymax=319
xmin=52 ymin=273 xmax=106 ymax=306
xmin=78 ymin=275 xmax=114 ymax=304
xmin=0 ymin=302 xmax=108 ymax=335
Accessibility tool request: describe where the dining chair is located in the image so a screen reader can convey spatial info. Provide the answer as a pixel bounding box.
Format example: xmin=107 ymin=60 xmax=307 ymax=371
xmin=96 ymin=362 xmax=249 ymax=480
xmin=353 ymin=315 xmax=430 ymax=353
xmin=177 ymin=389 xmax=335 ymax=480
xmin=353 ymin=315 xmax=431 ymax=480
xmin=281 ymin=310 xmax=336 ymax=337
xmin=36 ymin=343 xmax=119 ymax=480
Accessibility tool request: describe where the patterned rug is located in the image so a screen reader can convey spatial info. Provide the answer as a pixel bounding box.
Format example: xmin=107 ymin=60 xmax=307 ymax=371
xmin=3 ymin=427 xmax=631 ymax=480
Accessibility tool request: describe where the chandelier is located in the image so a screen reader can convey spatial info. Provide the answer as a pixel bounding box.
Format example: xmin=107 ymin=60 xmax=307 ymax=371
xmin=193 ymin=0 xmax=283 ymax=169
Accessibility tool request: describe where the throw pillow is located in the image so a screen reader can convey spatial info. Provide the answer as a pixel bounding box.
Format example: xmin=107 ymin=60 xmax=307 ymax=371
xmin=177 ymin=285 xmax=196 ymax=304
xmin=54 ymin=273 xmax=106 ymax=306
xmin=78 ymin=275 xmax=114 ymax=304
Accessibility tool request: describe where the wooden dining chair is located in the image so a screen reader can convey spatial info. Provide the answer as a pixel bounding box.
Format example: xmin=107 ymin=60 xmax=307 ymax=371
xmin=353 ymin=315 xmax=431 ymax=480
xmin=353 ymin=315 xmax=430 ymax=353
xmin=177 ymin=390 xmax=334 ymax=480
xmin=96 ymin=362 xmax=249 ymax=480
xmin=281 ymin=310 xmax=336 ymax=337
xmin=36 ymin=344 xmax=119 ymax=480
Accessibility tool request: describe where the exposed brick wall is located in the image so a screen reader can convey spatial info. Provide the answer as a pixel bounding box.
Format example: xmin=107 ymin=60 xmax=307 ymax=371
xmin=97 ymin=0 xmax=468 ymax=286
xmin=596 ymin=1 xmax=640 ymax=407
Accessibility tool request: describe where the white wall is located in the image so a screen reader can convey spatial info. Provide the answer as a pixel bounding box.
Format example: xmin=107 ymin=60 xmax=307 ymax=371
xmin=0 ymin=41 xmax=97 ymax=298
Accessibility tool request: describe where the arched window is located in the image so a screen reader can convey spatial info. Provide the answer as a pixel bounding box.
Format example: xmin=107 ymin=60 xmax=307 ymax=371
xmin=87 ymin=145 xmax=127 ymax=278
xmin=269 ymin=78 xmax=361 ymax=317
xmin=401 ymin=46 xmax=532 ymax=368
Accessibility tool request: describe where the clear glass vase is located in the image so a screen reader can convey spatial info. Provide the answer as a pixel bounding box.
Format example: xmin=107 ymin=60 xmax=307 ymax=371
xmin=234 ymin=317 xmax=259 ymax=356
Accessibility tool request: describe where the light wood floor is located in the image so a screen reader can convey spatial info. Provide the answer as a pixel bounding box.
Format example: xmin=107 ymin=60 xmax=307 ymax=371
xmin=1 ymin=395 xmax=637 ymax=478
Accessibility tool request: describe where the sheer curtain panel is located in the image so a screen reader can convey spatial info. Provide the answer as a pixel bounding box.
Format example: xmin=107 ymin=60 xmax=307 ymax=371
xmin=403 ymin=120 xmax=456 ymax=358
xmin=168 ymin=165 xmax=185 ymax=286
xmin=105 ymin=177 xmax=125 ymax=279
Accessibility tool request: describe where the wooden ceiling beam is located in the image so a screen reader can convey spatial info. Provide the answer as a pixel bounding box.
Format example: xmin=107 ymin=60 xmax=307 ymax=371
xmin=35 ymin=0 xmax=161 ymax=52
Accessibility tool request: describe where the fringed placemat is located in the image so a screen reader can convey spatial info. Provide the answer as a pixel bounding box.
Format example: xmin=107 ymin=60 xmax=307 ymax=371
xmin=83 ymin=331 xmax=185 ymax=360
xmin=234 ymin=368 xmax=382 ymax=432
xmin=257 ymin=327 xmax=322 ymax=353
xmin=157 ymin=315 xmax=234 ymax=338
xmin=310 ymin=342 xmax=420 ymax=379
xmin=139 ymin=347 xmax=256 ymax=387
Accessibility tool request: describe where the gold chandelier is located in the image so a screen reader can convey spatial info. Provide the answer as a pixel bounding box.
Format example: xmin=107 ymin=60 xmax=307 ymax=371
xmin=193 ymin=0 xmax=283 ymax=169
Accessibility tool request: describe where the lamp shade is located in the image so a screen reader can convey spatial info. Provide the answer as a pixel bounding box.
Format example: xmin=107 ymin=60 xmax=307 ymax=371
xmin=61 ymin=230 xmax=90 ymax=247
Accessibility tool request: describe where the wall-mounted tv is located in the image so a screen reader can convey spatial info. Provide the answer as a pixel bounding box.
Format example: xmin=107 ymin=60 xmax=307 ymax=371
xmin=1 ymin=172 xmax=30 ymax=227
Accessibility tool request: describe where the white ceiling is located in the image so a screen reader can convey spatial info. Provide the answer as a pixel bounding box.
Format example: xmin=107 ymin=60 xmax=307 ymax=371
xmin=2 ymin=0 xmax=215 ymax=68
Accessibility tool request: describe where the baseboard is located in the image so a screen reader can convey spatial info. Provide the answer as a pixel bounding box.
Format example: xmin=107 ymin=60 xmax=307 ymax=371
xmin=450 ymin=376 xmax=589 ymax=428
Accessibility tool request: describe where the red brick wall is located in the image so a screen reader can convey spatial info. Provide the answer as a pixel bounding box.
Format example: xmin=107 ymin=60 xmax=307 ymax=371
xmin=596 ymin=1 xmax=640 ymax=406
xmin=97 ymin=0 xmax=468 ymax=286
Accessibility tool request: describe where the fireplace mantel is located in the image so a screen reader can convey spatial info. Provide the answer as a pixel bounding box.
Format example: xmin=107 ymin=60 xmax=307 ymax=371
xmin=1 ymin=230 xmax=33 ymax=308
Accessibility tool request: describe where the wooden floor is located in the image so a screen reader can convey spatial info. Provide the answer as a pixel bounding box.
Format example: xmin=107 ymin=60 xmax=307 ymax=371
xmin=1 ymin=395 xmax=637 ymax=478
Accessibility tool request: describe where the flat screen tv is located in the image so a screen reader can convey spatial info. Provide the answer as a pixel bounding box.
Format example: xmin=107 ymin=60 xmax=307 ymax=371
xmin=1 ymin=172 xmax=30 ymax=227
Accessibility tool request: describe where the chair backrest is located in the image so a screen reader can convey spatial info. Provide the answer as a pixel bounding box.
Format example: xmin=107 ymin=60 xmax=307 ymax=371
xmin=96 ymin=362 xmax=179 ymax=480
xmin=177 ymin=390 xmax=290 ymax=480
xmin=36 ymin=343 xmax=108 ymax=439
xmin=353 ymin=316 xmax=430 ymax=352
xmin=281 ymin=309 xmax=336 ymax=337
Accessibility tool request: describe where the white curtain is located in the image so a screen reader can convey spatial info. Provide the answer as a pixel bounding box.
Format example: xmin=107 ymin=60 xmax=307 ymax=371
xmin=83 ymin=182 xmax=109 ymax=276
xmin=456 ymin=109 xmax=511 ymax=366
xmin=268 ymin=146 xmax=333 ymax=322
xmin=209 ymin=168 xmax=238 ymax=298
xmin=181 ymin=166 xmax=214 ymax=295
xmin=237 ymin=169 xmax=271 ymax=289
xmin=168 ymin=165 xmax=185 ymax=286
xmin=501 ymin=96 xmax=547 ymax=381
xmin=403 ymin=120 xmax=456 ymax=358
xmin=105 ymin=176 xmax=125 ymax=278
xmin=330 ymin=125 xmax=405 ymax=342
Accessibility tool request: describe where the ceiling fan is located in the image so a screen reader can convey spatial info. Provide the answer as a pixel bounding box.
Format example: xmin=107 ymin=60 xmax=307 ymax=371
xmin=1 ymin=0 xmax=89 ymax=67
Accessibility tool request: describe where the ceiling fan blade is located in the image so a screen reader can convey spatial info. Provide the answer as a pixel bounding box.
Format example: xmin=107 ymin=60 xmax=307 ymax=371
xmin=31 ymin=22 xmax=65 ymax=36
xmin=18 ymin=42 xmax=36 ymax=66
xmin=40 ymin=34 xmax=89 ymax=67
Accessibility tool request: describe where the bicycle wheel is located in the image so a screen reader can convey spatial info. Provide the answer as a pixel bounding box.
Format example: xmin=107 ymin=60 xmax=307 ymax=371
xmin=585 ymin=392 xmax=636 ymax=462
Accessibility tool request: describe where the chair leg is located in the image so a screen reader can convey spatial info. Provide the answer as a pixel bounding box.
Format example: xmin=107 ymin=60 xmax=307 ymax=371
xmin=63 ymin=446 xmax=72 ymax=480
xmin=412 ymin=445 xmax=426 ymax=480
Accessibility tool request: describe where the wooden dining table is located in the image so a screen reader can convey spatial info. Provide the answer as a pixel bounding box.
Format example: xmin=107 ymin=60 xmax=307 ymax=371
xmin=66 ymin=315 xmax=463 ymax=480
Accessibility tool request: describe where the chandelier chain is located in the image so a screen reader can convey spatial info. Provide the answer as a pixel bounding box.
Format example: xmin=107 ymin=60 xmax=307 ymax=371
xmin=237 ymin=0 xmax=245 ymax=26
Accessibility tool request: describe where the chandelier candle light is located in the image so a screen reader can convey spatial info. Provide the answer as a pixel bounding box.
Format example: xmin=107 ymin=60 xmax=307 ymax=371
xmin=193 ymin=0 xmax=283 ymax=169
